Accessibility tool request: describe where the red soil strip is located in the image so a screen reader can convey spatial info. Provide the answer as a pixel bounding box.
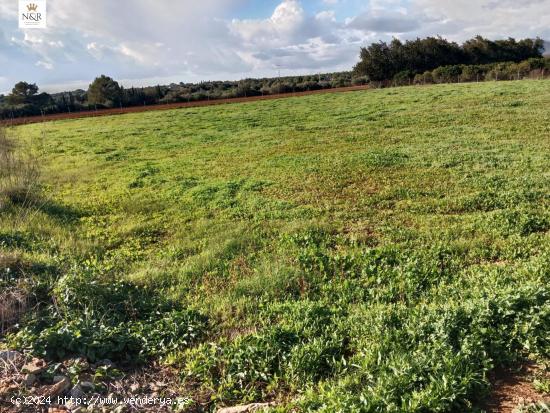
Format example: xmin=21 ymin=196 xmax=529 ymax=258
xmin=485 ymin=364 xmax=547 ymax=413
xmin=1 ymin=85 xmax=370 ymax=127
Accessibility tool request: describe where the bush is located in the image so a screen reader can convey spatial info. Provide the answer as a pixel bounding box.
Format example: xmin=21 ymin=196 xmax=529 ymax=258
xmin=0 ymin=127 xmax=41 ymax=210
xmin=433 ymin=65 xmax=462 ymax=83
xmin=486 ymin=63 xmax=512 ymax=81
xmin=393 ymin=71 xmax=414 ymax=86
xmin=460 ymin=65 xmax=485 ymax=82
xmin=351 ymin=76 xmax=368 ymax=86
xmin=422 ymin=71 xmax=435 ymax=84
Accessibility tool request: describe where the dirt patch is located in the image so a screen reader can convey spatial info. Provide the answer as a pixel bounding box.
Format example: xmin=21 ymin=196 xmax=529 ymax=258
xmin=0 ymin=351 xmax=201 ymax=413
xmin=485 ymin=363 xmax=547 ymax=413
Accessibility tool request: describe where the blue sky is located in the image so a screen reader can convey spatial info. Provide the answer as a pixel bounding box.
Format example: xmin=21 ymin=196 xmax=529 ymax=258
xmin=0 ymin=0 xmax=548 ymax=93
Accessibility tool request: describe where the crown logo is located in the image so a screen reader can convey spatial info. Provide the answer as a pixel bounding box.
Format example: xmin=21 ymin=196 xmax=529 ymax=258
xmin=26 ymin=3 xmax=38 ymax=11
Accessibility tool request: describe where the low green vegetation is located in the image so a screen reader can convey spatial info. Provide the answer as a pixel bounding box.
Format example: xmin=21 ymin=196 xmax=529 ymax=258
xmin=1 ymin=80 xmax=549 ymax=411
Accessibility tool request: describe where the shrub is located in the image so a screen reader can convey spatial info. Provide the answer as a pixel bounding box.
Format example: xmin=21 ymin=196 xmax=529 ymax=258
xmin=486 ymin=63 xmax=512 ymax=81
xmin=351 ymin=76 xmax=368 ymax=86
xmin=433 ymin=65 xmax=462 ymax=83
xmin=414 ymin=72 xmax=436 ymax=85
xmin=0 ymin=127 xmax=41 ymax=210
xmin=393 ymin=71 xmax=414 ymax=86
xmin=422 ymin=71 xmax=435 ymax=84
xmin=460 ymin=65 xmax=485 ymax=82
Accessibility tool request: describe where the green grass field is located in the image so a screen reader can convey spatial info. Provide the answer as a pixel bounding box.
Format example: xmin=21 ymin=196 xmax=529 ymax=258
xmin=2 ymin=80 xmax=549 ymax=412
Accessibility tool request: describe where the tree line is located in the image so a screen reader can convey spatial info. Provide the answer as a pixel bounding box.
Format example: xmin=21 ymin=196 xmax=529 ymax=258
xmin=0 ymin=35 xmax=548 ymax=120
xmin=0 ymin=72 xmax=357 ymax=120
xmin=353 ymin=35 xmax=546 ymax=82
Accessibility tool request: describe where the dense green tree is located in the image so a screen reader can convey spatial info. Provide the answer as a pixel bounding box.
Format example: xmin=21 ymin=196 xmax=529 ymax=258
xmin=354 ymin=37 xmax=464 ymax=81
xmin=354 ymin=41 xmax=394 ymax=81
xmin=7 ymin=81 xmax=39 ymax=105
xmin=87 ymin=75 xmax=122 ymax=108
xmin=2 ymin=82 xmax=54 ymax=116
xmin=463 ymin=36 xmax=544 ymax=64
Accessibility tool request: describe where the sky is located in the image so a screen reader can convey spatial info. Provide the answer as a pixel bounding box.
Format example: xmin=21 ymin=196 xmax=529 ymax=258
xmin=0 ymin=0 xmax=549 ymax=93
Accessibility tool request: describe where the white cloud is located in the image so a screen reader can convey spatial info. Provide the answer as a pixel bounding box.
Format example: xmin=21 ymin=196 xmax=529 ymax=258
xmin=230 ymin=0 xmax=363 ymax=72
xmin=36 ymin=59 xmax=53 ymax=70
xmin=231 ymin=0 xmax=306 ymax=47
xmin=412 ymin=0 xmax=550 ymax=41
xmin=316 ymin=10 xmax=336 ymax=22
